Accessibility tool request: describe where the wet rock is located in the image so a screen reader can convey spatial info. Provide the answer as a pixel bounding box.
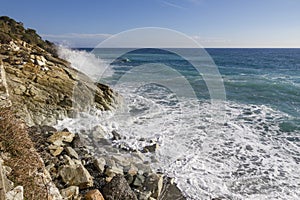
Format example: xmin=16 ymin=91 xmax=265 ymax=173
xmin=65 ymin=146 xmax=79 ymax=159
xmin=111 ymin=130 xmax=121 ymax=140
xmin=84 ymin=189 xmax=104 ymax=200
xmin=93 ymin=158 xmax=106 ymax=173
xmin=102 ymin=174 xmax=138 ymax=200
xmin=133 ymin=174 xmax=145 ymax=188
xmin=111 ymin=155 xmax=131 ymax=167
xmin=48 ymin=131 xmax=75 ymax=146
xmin=124 ymin=173 xmax=134 ymax=185
xmin=246 ymin=145 xmax=253 ymax=151
xmin=144 ymin=173 xmax=163 ymax=198
xmin=142 ymin=143 xmax=159 ymax=153
xmin=160 ymin=178 xmax=186 ymax=200
xmin=6 ymin=186 xmax=23 ymax=200
xmin=60 ymin=186 xmax=79 ymax=200
xmin=124 ymin=164 xmax=138 ymax=176
xmin=105 ymin=166 xmax=124 ymax=177
xmin=59 ymin=163 xmax=93 ymax=189
xmin=91 ymin=125 xmax=106 ymax=141
xmin=138 ymin=191 xmax=152 ymax=200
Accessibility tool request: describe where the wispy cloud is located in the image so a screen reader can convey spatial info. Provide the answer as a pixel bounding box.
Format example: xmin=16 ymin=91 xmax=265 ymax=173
xmin=186 ymin=0 xmax=204 ymax=5
xmin=162 ymin=1 xmax=186 ymax=9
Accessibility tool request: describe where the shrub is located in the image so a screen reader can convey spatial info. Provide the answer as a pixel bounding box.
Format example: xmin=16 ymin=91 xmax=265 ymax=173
xmin=0 ymin=108 xmax=49 ymax=199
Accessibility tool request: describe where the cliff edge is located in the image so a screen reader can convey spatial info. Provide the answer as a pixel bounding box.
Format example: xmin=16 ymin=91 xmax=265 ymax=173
xmin=0 ymin=16 xmax=118 ymax=126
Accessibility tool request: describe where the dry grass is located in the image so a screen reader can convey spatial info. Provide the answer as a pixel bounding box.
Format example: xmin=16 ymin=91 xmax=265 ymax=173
xmin=0 ymin=107 xmax=49 ymax=199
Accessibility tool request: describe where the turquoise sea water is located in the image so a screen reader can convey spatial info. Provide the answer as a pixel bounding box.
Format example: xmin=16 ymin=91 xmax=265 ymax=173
xmin=92 ymin=48 xmax=300 ymax=132
xmin=59 ymin=48 xmax=300 ymax=199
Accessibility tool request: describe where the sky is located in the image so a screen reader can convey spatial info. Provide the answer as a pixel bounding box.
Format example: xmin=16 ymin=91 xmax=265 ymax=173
xmin=1 ymin=0 xmax=300 ymax=47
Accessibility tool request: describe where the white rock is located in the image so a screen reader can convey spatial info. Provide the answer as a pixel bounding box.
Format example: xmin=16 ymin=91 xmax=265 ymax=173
xmin=6 ymin=186 xmax=23 ymax=200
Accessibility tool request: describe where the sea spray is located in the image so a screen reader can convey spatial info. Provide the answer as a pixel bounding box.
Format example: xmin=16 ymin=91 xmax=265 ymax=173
xmin=57 ymin=46 xmax=114 ymax=81
xmin=55 ymin=48 xmax=300 ymax=199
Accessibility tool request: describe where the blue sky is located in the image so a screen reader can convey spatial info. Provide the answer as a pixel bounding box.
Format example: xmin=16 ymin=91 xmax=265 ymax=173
xmin=1 ymin=0 xmax=300 ymax=47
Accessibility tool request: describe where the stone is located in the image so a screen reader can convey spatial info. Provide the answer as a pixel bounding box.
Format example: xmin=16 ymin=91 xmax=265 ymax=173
xmin=144 ymin=173 xmax=163 ymax=198
xmin=93 ymin=158 xmax=106 ymax=173
xmin=133 ymin=174 xmax=145 ymax=188
xmin=138 ymin=191 xmax=152 ymax=200
xmin=48 ymin=131 xmax=75 ymax=146
xmin=60 ymin=186 xmax=79 ymax=200
xmin=49 ymin=145 xmax=64 ymax=156
xmin=159 ymin=179 xmax=186 ymax=200
xmin=36 ymin=59 xmax=45 ymax=66
xmin=142 ymin=143 xmax=159 ymax=153
xmin=91 ymin=125 xmax=106 ymax=141
xmin=111 ymin=130 xmax=121 ymax=140
xmin=105 ymin=166 xmax=123 ymax=177
xmin=125 ymin=164 xmax=138 ymax=176
xmin=102 ymin=174 xmax=138 ymax=200
xmin=84 ymin=189 xmax=104 ymax=200
xmin=65 ymin=146 xmax=79 ymax=159
xmin=112 ymin=155 xmax=131 ymax=167
xmin=59 ymin=164 xmax=93 ymax=189
xmin=6 ymin=186 xmax=23 ymax=200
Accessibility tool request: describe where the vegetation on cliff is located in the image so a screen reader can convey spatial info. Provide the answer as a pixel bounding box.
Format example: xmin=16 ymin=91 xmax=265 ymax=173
xmin=0 ymin=16 xmax=57 ymax=57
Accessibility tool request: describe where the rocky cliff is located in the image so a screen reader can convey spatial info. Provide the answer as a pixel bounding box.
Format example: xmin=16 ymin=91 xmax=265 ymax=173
xmin=0 ymin=16 xmax=186 ymax=200
xmin=0 ymin=16 xmax=118 ymax=126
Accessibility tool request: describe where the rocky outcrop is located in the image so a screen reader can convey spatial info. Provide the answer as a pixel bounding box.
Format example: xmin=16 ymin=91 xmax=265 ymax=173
xmin=0 ymin=16 xmax=119 ymax=126
xmin=0 ymin=61 xmax=11 ymax=108
xmin=0 ymin=16 xmax=187 ymax=200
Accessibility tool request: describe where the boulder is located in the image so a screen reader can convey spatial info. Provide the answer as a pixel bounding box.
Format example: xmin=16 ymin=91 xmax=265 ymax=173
xmin=48 ymin=145 xmax=64 ymax=156
xmin=144 ymin=173 xmax=163 ymax=198
xmin=48 ymin=131 xmax=75 ymax=146
xmin=142 ymin=143 xmax=159 ymax=153
xmin=102 ymin=174 xmax=138 ymax=200
xmin=84 ymin=189 xmax=104 ymax=200
xmin=65 ymin=146 xmax=79 ymax=159
xmin=105 ymin=166 xmax=123 ymax=178
xmin=59 ymin=163 xmax=93 ymax=189
xmin=60 ymin=186 xmax=79 ymax=200
xmin=93 ymin=158 xmax=106 ymax=173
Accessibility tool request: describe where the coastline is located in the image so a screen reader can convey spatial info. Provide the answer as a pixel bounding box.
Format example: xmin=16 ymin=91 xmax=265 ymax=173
xmin=0 ymin=16 xmax=186 ymax=200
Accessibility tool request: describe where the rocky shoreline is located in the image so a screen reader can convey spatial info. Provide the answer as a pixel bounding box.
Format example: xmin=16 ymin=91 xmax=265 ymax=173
xmin=0 ymin=16 xmax=186 ymax=199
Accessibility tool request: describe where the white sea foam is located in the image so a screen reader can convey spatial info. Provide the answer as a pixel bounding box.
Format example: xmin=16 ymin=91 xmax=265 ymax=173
xmin=55 ymin=82 xmax=300 ymax=200
xmin=54 ymin=49 xmax=300 ymax=200
xmin=57 ymin=46 xmax=114 ymax=81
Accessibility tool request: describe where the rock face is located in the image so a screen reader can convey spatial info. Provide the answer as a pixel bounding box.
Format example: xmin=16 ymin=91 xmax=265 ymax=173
xmin=0 ymin=16 xmax=118 ymax=126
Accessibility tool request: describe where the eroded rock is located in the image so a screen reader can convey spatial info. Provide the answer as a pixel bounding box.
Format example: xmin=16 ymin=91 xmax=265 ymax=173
xmin=102 ymin=174 xmax=138 ymax=200
xmin=59 ymin=163 xmax=93 ymax=189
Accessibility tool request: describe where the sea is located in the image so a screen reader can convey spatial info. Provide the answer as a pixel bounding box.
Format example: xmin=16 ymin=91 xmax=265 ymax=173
xmin=56 ymin=47 xmax=300 ymax=200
